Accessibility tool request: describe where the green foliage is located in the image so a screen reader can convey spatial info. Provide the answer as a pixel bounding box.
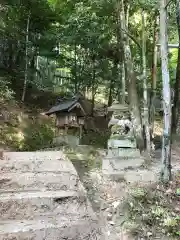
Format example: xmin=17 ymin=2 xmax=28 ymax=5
xmin=22 ymin=122 xmax=54 ymax=151
xmin=81 ymin=130 xmax=110 ymax=148
xmin=0 ymin=125 xmax=23 ymax=150
xmin=0 ymin=77 xmax=14 ymax=101
xmin=0 ymin=0 xmax=178 ymax=104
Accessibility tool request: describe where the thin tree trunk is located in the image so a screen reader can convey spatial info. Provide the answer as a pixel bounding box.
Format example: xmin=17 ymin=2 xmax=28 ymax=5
xmin=119 ymin=0 xmax=144 ymax=151
xmin=22 ymin=13 xmax=30 ymax=102
xmin=108 ymin=61 xmax=117 ymax=106
xmin=160 ymin=0 xmax=172 ymax=183
xmin=142 ymin=10 xmax=151 ymax=154
xmin=172 ymin=0 xmax=180 ymax=134
xmin=116 ymin=11 xmax=126 ymax=104
xmin=74 ymin=43 xmax=78 ymax=93
xmin=150 ymin=16 xmax=158 ymax=137
xmin=91 ymin=57 xmax=96 ymax=115
xmin=121 ymin=62 xmax=126 ymax=103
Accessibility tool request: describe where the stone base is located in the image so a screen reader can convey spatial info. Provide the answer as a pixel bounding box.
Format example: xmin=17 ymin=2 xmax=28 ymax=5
xmin=108 ymin=139 xmax=136 ymax=148
xmin=102 ymin=157 xmax=144 ymax=175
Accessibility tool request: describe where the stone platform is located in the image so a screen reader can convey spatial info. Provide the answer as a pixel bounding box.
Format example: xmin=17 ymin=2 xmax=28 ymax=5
xmin=103 ymin=144 xmax=144 ymax=176
xmin=0 ymin=151 xmax=103 ymax=240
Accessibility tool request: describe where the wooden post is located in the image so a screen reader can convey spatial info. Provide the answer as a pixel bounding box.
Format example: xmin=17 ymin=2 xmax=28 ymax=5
xmin=64 ymin=125 xmax=68 ymax=143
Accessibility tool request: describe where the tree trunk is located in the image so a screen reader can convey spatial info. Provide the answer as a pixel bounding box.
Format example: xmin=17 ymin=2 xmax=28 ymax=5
xmin=142 ymin=10 xmax=151 ymax=154
xmin=150 ymin=16 xmax=158 ymax=137
xmin=22 ymin=13 xmax=30 ymax=102
xmin=119 ymin=0 xmax=144 ymax=151
xmin=116 ymin=10 xmax=126 ymax=104
xmin=172 ymin=0 xmax=180 ymax=134
xmin=121 ymin=62 xmax=126 ymax=103
xmin=160 ymin=0 xmax=172 ymax=183
xmin=91 ymin=57 xmax=96 ymax=115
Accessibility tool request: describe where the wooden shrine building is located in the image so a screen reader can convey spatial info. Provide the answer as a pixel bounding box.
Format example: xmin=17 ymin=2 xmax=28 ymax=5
xmin=45 ymin=94 xmax=86 ymax=146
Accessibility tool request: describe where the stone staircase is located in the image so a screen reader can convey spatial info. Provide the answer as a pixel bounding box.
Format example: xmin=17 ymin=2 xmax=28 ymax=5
xmin=0 ymin=151 xmax=102 ymax=240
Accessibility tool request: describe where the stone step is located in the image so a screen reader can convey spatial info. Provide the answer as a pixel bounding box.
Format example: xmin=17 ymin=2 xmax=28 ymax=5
xmin=0 ymin=216 xmax=100 ymax=240
xmin=0 ymin=159 xmax=77 ymax=174
xmin=3 ymin=151 xmax=66 ymax=162
xmin=0 ymin=151 xmax=102 ymax=240
xmin=0 ymin=172 xmax=78 ymax=192
xmin=0 ymin=190 xmax=91 ymax=220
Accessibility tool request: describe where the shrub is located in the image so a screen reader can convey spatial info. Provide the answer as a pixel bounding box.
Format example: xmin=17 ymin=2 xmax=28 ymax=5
xmin=0 ymin=77 xmax=14 ymax=101
xmin=22 ymin=122 xmax=54 ymax=151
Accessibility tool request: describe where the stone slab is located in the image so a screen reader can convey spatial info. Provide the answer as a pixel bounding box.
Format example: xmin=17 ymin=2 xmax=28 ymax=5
xmin=0 ymin=217 xmax=102 ymax=240
xmin=0 ymin=159 xmax=77 ymax=174
xmin=3 ymin=151 xmax=67 ymax=161
xmin=0 ymin=190 xmax=93 ymax=220
xmin=0 ymin=172 xmax=78 ymax=192
xmin=108 ymin=139 xmax=136 ymax=148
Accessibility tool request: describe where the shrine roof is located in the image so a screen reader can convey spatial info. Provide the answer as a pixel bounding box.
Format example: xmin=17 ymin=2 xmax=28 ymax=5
xmin=45 ymin=95 xmax=85 ymax=116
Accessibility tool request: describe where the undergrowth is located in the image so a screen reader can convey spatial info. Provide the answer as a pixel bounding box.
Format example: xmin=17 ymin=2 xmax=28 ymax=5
xmin=122 ymin=179 xmax=180 ymax=239
xmin=21 ymin=121 xmax=54 ymax=151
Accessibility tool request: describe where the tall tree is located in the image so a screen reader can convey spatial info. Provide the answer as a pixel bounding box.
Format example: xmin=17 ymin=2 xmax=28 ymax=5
xmin=160 ymin=0 xmax=172 ymax=183
xmin=150 ymin=15 xmax=159 ymax=137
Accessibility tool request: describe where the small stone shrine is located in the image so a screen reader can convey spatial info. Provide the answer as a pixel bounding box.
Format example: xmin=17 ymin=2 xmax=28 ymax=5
xmin=46 ymin=94 xmax=86 ymax=147
xmin=103 ymin=101 xmax=142 ymax=175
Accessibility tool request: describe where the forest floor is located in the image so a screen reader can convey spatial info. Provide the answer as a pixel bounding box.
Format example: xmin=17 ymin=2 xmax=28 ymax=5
xmin=69 ymin=146 xmax=180 ymax=240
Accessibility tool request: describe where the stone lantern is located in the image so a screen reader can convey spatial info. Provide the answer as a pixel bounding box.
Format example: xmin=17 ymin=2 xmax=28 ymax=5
xmin=102 ymin=101 xmax=142 ymax=175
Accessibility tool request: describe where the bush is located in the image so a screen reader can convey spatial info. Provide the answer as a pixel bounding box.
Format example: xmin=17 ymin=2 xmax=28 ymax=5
xmin=0 ymin=77 xmax=14 ymax=101
xmin=81 ymin=130 xmax=110 ymax=148
xmin=22 ymin=122 xmax=54 ymax=151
